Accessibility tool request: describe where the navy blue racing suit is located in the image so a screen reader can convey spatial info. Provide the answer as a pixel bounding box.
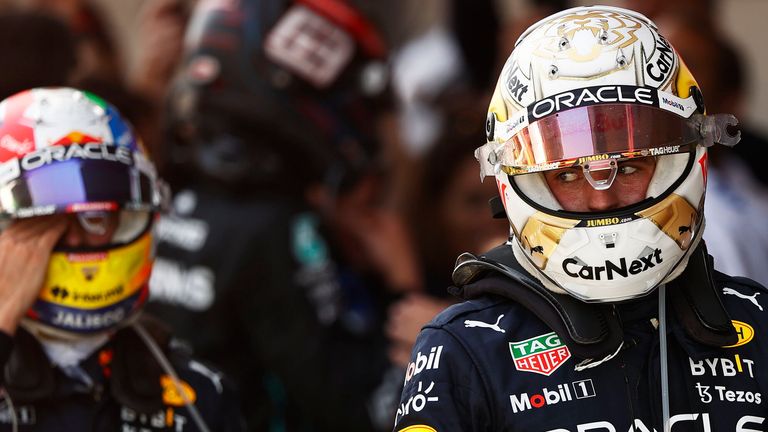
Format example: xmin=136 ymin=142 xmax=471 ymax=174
xmin=393 ymin=248 xmax=768 ymax=431
xmin=0 ymin=317 xmax=243 ymax=431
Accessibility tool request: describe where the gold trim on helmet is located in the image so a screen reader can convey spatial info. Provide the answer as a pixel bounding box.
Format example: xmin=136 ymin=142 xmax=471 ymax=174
xmin=520 ymin=212 xmax=578 ymax=269
xmin=636 ymin=193 xmax=699 ymax=249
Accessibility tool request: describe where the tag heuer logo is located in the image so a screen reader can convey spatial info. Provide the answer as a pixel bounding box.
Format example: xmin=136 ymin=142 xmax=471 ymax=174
xmin=509 ymin=332 xmax=571 ymax=376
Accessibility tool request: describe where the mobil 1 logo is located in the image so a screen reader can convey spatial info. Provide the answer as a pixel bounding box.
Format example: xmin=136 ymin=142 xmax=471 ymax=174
xmin=510 ymin=379 xmax=596 ymax=414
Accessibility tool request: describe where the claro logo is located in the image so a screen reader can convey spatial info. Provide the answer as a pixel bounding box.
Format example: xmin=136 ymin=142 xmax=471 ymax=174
xmin=563 ymin=249 xmax=662 ymax=281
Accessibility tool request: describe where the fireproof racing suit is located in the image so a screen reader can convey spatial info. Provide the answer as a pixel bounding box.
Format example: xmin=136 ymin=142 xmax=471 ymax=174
xmin=393 ymin=244 xmax=768 ymax=431
xmin=147 ymin=185 xmax=398 ymax=431
xmin=0 ymin=317 xmax=243 ymax=431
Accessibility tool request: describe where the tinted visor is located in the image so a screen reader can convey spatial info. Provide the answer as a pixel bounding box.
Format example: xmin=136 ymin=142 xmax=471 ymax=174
xmin=0 ymin=157 xmax=159 ymax=217
xmin=495 ymin=104 xmax=698 ymax=175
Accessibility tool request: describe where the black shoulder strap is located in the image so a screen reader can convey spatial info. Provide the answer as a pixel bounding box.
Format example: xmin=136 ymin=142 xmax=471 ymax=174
xmin=450 ymin=244 xmax=623 ymax=360
xmin=3 ymin=316 xmax=175 ymax=413
xmin=450 ymin=242 xmax=738 ymax=359
xmin=110 ymin=315 xmax=173 ymax=413
xmin=3 ymin=327 xmax=55 ymax=402
xmin=668 ymin=242 xmax=737 ymax=346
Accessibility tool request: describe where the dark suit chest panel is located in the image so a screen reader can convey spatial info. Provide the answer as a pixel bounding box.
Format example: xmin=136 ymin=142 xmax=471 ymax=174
xmin=429 ymin=301 xmax=768 ymax=432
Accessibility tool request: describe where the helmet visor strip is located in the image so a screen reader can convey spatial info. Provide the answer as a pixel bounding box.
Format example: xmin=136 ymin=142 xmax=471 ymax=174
xmin=476 ymin=85 xmax=741 ymax=180
xmin=0 ymin=154 xmax=163 ymax=218
xmin=485 ymin=104 xmax=699 ymax=178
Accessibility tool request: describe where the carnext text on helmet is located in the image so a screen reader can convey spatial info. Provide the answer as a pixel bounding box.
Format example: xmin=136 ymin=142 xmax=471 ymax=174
xmin=528 ymin=86 xmax=656 ymax=120
xmin=563 ymin=248 xmax=663 ymax=281
xmin=646 ymin=35 xmax=674 ymax=83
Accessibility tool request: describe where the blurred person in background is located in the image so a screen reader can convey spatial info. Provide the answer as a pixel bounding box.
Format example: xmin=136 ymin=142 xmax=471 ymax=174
xmin=658 ymin=16 xmax=768 ymax=286
xmin=9 ymin=0 xmax=122 ymax=82
xmin=0 ymin=1 xmax=171 ymax=174
xmin=0 ymin=11 xmax=76 ymax=100
xmin=0 ymin=87 xmax=242 ymax=431
xmin=126 ymin=0 xmax=188 ymax=104
xmin=386 ymin=95 xmax=508 ymax=368
xmin=146 ymin=0 xmax=419 ymax=430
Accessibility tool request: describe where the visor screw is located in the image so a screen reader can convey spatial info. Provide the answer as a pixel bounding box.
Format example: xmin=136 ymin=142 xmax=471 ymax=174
xmin=690 ymin=86 xmax=706 ymax=114
xmin=598 ymin=30 xmax=609 ymax=44
xmin=548 ymin=65 xmax=559 ymax=79
xmin=488 ymin=151 xmax=498 ymax=165
xmin=486 ymin=112 xmax=496 ymax=141
xmin=616 ymin=55 xmax=627 ymax=68
xmin=558 ymin=37 xmax=570 ymax=51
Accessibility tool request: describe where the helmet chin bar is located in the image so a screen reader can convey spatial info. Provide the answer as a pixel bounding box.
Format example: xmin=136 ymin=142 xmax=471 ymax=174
xmin=582 ymin=159 xmax=617 ymax=191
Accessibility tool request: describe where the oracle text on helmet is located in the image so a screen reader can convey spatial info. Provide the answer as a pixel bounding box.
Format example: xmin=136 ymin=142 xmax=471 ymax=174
xmin=529 ymin=86 xmax=655 ymax=120
xmin=0 ymin=143 xmax=133 ymax=185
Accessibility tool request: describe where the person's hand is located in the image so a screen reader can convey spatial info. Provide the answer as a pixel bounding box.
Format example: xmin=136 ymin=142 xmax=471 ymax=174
xmin=127 ymin=0 xmax=187 ymax=101
xmin=344 ymin=207 xmax=423 ymax=292
xmin=386 ymin=294 xmax=453 ymax=366
xmin=0 ymin=217 xmax=67 ymax=335
xmin=316 ymin=177 xmax=423 ymax=293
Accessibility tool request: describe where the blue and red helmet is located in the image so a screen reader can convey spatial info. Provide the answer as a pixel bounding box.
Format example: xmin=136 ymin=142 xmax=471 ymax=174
xmin=0 ymin=87 xmax=168 ymax=338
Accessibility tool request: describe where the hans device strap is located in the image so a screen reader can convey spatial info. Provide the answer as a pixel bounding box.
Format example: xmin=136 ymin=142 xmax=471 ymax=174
xmin=3 ymin=316 xmax=174 ymax=413
xmin=450 ymin=242 xmax=736 ymax=360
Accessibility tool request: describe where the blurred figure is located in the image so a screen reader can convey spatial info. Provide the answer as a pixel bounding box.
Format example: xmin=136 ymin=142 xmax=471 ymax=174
xmin=387 ymin=96 xmax=509 ymax=367
xmin=12 ymin=0 xmax=122 ymax=82
xmin=146 ymin=0 xmax=416 ymax=430
xmin=0 ymin=11 xmax=76 ymax=99
xmin=127 ymin=0 xmax=188 ymax=104
xmin=0 ymin=87 xmax=242 ymax=431
xmin=0 ymin=5 xmax=164 ymax=164
xmin=496 ymin=0 xmax=569 ymax=66
xmin=661 ymin=17 xmax=768 ymax=285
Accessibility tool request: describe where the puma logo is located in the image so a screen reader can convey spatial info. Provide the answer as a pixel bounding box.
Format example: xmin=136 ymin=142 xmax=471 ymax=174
xmin=723 ymin=287 xmax=763 ymax=311
xmin=464 ymin=314 xmax=506 ymax=333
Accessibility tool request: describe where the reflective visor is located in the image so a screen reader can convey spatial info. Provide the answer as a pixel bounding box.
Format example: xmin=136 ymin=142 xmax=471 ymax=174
xmin=482 ymin=104 xmax=699 ymax=176
xmin=0 ymin=157 xmax=159 ymax=218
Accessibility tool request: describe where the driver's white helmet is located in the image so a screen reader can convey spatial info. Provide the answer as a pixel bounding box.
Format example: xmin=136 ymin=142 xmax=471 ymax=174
xmin=476 ymin=5 xmax=739 ymax=302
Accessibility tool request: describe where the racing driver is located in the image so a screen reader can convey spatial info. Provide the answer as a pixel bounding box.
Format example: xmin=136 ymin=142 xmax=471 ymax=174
xmin=393 ymin=6 xmax=765 ymax=432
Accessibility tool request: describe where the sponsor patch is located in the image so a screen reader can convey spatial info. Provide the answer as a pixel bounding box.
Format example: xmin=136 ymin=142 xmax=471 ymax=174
xmin=464 ymin=314 xmax=506 ymax=333
xmin=509 ymin=332 xmax=571 ymax=376
xmin=644 ymin=34 xmax=676 ymax=87
xmin=396 ymin=381 xmax=440 ymax=422
xmin=689 ymin=355 xmax=755 ymax=379
xmin=510 ymin=379 xmax=596 ymax=414
xmin=723 ymin=321 xmax=755 ymax=348
xmin=526 ymin=85 xmax=657 ymax=120
xmin=562 ymin=248 xmax=663 ymax=281
xmin=695 ymin=382 xmax=762 ymax=405
xmin=404 ymin=345 xmax=443 ymax=385
xmin=398 ymin=426 xmax=437 ymax=432
xmin=160 ymin=375 xmax=197 ymax=406
xmin=722 ymin=287 xmax=763 ymax=311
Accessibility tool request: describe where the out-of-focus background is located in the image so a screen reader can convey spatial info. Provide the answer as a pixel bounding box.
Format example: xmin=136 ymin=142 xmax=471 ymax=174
xmin=54 ymin=0 xmax=768 ymax=137
xmin=1 ymin=0 xmax=765 ymax=430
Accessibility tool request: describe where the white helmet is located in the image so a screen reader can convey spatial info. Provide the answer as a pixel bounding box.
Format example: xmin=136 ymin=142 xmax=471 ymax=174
xmin=476 ymin=6 xmax=740 ymax=302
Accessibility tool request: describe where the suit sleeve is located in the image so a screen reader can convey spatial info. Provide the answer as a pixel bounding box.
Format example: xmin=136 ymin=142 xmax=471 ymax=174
xmin=393 ymin=326 xmax=492 ymax=432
